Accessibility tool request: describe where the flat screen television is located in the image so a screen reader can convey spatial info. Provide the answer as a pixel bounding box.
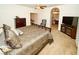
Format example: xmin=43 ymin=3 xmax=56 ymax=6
xmin=62 ymin=17 xmax=73 ymax=26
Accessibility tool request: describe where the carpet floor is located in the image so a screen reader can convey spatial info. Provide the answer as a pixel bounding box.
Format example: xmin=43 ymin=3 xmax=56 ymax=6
xmin=38 ymin=24 xmax=77 ymax=55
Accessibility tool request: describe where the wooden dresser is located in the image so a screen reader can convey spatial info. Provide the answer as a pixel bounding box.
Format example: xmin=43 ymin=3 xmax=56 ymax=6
xmin=15 ymin=18 xmax=26 ymax=28
xmin=61 ymin=24 xmax=77 ymax=39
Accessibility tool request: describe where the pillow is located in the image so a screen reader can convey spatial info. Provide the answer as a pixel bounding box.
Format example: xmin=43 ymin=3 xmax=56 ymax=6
xmin=3 ymin=24 xmax=11 ymax=39
xmin=0 ymin=49 xmax=4 ymax=55
xmin=0 ymin=28 xmax=7 ymax=46
xmin=3 ymin=24 xmax=22 ymax=49
xmin=0 ymin=27 xmax=3 ymax=34
xmin=0 ymin=46 xmax=12 ymax=55
xmin=16 ymin=29 xmax=24 ymax=36
xmin=6 ymin=30 xmax=22 ymax=49
xmin=11 ymin=28 xmax=23 ymax=36
xmin=11 ymin=28 xmax=19 ymax=36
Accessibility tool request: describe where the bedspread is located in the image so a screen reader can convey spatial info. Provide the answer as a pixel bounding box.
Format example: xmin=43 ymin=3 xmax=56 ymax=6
xmin=7 ymin=25 xmax=53 ymax=55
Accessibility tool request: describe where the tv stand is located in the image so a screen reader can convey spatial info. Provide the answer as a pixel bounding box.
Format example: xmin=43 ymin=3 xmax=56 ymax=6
xmin=61 ymin=24 xmax=76 ymax=39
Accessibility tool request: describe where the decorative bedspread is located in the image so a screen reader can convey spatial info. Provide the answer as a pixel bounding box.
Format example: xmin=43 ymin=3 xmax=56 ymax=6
xmin=7 ymin=25 xmax=53 ymax=55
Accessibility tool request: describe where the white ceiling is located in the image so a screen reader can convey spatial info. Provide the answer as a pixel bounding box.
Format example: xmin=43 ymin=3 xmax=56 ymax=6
xmin=19 ymin=4 xmax=61 ymax=8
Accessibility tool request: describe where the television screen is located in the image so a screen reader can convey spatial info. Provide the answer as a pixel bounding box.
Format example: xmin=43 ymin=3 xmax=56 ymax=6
xmin=63 ymin=17 xmax=73 ymax=26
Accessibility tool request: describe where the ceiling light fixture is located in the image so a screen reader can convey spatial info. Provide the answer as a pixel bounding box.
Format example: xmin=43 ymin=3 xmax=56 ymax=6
xmin=35 ymin=4 xmax=47 ymax=9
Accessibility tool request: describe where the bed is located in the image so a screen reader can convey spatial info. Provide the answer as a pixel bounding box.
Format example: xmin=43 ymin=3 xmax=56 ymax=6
xmin=7 ymin=25 xmax=53 ymax=55
xmin=0 ymin=17 xmax=53 ymax=55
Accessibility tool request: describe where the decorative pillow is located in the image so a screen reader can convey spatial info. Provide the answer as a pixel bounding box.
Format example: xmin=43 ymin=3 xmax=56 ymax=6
xmin=0 ymin=49 xmax=4 ymax=55
xmin=0 ymin=27 xmax=3 ymax=34
xmin=16 ymin=29 xmax=24 ymax=36
xmin=11 ymin=28 xmax=19 ymax=36
xmin=6 ymin=30 xmax=22 ymax=49
xmin=0 ymin=28 xmax=7 ymax=46
xmin=11 ymin=28 xmax=23 ymax=36
xmin=3 ymin=24 xmax=11 ymax=39
xmin=3 ymin=24 xmax=22 ymax=49
xmin=0 ymin=46 xmax=12 ymax=55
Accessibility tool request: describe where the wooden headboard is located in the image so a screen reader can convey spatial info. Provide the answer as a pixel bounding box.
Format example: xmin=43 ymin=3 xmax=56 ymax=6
xmin=15 ymin=18 xmax=26 ymax=28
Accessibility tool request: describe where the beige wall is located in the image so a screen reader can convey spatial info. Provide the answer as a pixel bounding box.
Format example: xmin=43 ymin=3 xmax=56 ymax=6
xmin=37 ymin=4 xmax=79 ymax=30
xmin=0 ymin=4 xmax=37 ymax=29
xmin=0 ymin=4 xmax=79 ymax=33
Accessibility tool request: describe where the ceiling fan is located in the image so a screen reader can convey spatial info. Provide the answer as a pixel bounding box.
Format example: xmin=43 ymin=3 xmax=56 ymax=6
xmin=35 ymin=5 xmax=47 ymax=9
xmin=39 ymin=5 xmax=47 ymax=9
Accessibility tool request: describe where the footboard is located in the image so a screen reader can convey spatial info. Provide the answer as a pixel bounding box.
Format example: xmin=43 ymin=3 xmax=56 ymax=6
xmin=32 ymin=37 xmax=48 ymax=55
xmin=16 ymin=34 xmax=49 ymax=55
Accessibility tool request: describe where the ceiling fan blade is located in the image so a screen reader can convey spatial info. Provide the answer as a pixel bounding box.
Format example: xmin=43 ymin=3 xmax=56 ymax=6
xmin=40 ymin=6 xmax=47 ymax=9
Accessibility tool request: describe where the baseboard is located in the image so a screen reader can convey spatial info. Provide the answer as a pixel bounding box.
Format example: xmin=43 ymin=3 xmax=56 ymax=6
xmin=76 ymin=40 xmax=79 ymax=55
xmin=77 ymin=44 xmax=79 ymax=55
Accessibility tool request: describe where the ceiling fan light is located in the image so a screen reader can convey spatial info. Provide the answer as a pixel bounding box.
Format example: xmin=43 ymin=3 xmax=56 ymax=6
xmin=35 ymin=5 xmax=47 ymax=9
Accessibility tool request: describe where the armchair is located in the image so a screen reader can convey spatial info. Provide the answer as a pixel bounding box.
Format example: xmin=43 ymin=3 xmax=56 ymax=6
xmin=40 ymin=19 xmax=47 ymax=29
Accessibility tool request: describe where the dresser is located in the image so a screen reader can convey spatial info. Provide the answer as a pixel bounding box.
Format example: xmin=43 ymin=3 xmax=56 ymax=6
xmin=15 ymin=18 xmax=26 ymax=28
xmin=61 ymin=24 xmax=77 ymax=39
